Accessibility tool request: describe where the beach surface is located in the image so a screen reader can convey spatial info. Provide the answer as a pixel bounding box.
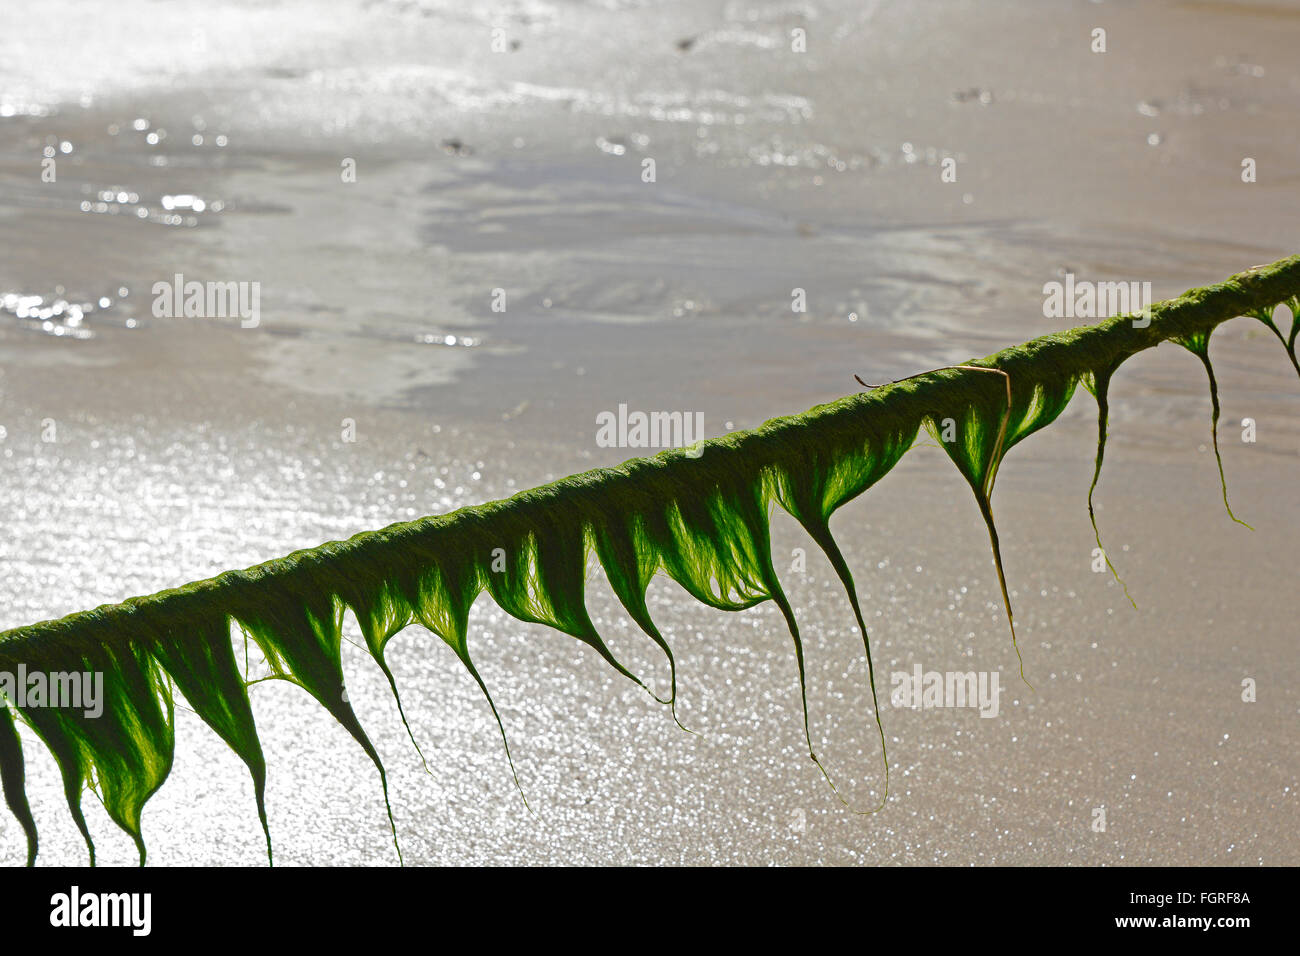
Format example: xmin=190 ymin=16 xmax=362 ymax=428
xmin=1 ymin=0 xmax=1297 ymax=865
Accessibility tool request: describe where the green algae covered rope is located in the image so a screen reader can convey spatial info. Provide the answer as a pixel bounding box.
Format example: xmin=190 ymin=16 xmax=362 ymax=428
xmin=2 ymin=255 xmax=1299 ymax=866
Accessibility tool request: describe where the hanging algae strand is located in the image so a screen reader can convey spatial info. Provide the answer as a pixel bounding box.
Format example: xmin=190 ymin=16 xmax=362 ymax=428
xmin=1175 ymin=331 xmax=1252 ymax=529
xmin=1080 ymin=366 xmax=1137 ymax=609
xmin=2 ymin=255 xmax=1300 ymax=866
xmin=857 ymin=367 xmax=1028 ymax=687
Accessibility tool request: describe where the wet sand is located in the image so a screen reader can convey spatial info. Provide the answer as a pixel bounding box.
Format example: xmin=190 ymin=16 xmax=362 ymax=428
xmin=1 ymin=327 xmax=1296 ymax=866
xmin=1 ymin=0 xmax=1298 ymax=864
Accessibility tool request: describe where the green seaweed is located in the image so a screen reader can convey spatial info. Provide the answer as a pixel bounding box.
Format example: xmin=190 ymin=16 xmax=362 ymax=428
xmin=2 ymin=255 xmax=1299 ymax=865
xmin=1080 ymin=364 xmax=1137 ymax=608
xmin=1175 ymin=330 xmax=1252 ymax=528
xmin=0 ymin=707 xmax=37 ymax=866
xmin=1248 ymin=299 xmax=1300 ymax=380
